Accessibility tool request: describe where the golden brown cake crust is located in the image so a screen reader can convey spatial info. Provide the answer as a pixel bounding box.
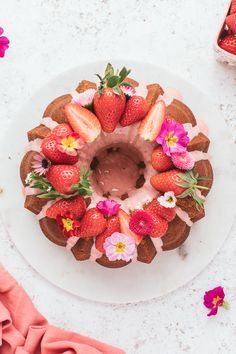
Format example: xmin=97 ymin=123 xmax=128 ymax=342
xmin=27 ymin=124 xmax=50 ymax=141
xmin=43 ymin=94 xmax=71 ymax=124
xmin=20 ymin=151 xmax=37 ymax=186
xmin=96 ymin=254 xmax=131 ymax=268
xmin=167 ymin=99 xmax=197 ymax=126
xmin=39 ymin=217 xmax=67 ymax=247
xmin=137 ymin=236 xmax=157 ymax=263
xmin=71 ymin=238 xmax=94 ymax=261
xmin=162 ymin=216 xmax=190 ymax=251
xmin=194 ymin=160 xmax=213 ymax=196
xmin=76 ymin=80 xmax=97 ymax=93
xmin=145 ymin=84 xmax=164 ymax=107
xmin=24 ymin=196 xmax=48 ymax=215
xmin=188 ymin=133 xmax=210 ymax=153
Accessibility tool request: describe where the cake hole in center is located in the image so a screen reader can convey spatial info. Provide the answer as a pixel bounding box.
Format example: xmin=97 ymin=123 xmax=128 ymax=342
xmin=91 ymin=143 xmax=145 ymax=199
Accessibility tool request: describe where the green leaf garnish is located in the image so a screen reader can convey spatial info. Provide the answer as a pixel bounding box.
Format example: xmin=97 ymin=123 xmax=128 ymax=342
xmin=95 ymin=63 xmax=131 ymax=95
xmin=176 ymin=169 xmax=210 ymax=207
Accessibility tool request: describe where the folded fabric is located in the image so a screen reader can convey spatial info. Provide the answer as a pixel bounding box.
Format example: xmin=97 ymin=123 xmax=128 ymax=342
xmin=0 ymin=265 xmax=125 ymax=354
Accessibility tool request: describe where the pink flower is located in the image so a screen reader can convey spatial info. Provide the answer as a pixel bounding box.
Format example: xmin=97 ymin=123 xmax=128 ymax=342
xmin=171 ymin=151 xmax=195 ymax=170
xmin=129 ymin=210 xmax=154 ymax=235
xmin=120 ymin=85 xmax=136 ymax=97
xmin=56 ymin=132 xmax=84 ymax=156
xmin=32 ymin=153 xmax=51 ymax=175
xmin=156 ymin=118 xmax=190 ymax=156
xmin=104 ymin=232 xmax=136 ymax=262
xmin=0 ymin=27 xmax=10 ymax=58
xmin=96 ymin=199 xmax=121 ymax=217
xmin=203 ymin=286 xmax=229 ymax=316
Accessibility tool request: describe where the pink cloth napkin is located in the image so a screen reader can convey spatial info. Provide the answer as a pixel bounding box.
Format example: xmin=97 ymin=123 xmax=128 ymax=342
xmin=0 ymin=266 xmax=125 ymax=354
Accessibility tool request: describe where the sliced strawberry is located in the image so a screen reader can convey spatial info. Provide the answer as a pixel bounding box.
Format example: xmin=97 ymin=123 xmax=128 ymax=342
xmin=65 ymin=103 xmax=101 ymax=143
xmin=95 ymin=216 xmax=120 ymax=253
xmin=78 ymin=208 xmax=107 ymax=238
xmin=46 ymin=195 xmax=86 ymax=219
xmin=151 ymin=146 xmax=174 ymax=172
xmin=118 ymin=209 xmax=143 ymax=244
xmin=138 ymin=100 xmax=166 ymax=142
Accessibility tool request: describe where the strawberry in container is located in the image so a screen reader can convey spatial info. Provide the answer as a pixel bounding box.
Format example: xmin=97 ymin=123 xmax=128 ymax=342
xmin=215 ymin=0 xmax=236 ymax=65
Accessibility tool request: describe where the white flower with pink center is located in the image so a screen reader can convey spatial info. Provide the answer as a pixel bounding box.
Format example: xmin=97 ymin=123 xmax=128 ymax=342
xmin=157 ymin=191 xmax=176 ymax=208
xmin=104 ymin=232 xmax=136 ymax=262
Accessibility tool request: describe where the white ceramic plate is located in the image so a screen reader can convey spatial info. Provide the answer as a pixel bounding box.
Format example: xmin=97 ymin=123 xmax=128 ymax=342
xmin=0 ymin=61 xmax=235 ymax=304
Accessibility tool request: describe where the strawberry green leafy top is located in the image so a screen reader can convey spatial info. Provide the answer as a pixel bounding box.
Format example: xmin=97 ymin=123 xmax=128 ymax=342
xmin=96 ymin=63 xmax=132 ymax=96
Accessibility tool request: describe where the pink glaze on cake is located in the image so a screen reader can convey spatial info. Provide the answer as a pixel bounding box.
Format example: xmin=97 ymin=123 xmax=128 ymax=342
xmin=190 ymin=151 xmax=211 ymax=162
xmin=36 ymin=200 xmax=59 ymax=220
xmin=151 ymin=237 xmax=163 ymax=255
xmin=24 ymin=138 xmax=42 ymax=153
xmin=158 ymin=87 xmax=183 ymax=105
xmin=89 ymin=243 xmax=103 ymax=261
xmin=23 ymin=186 xmax=42 ymax=196
xmin=176 ymin=206 xmax=193 ymax=227
xmin=93 ymin=152 xmax=140 ymax=198
xmin=197 ymin=119 xmax=209 ymax=137
xmin=41 ymin=117 xmax=58 ymax=130
xmin=66 ymin=236 xmax=79 ymax=250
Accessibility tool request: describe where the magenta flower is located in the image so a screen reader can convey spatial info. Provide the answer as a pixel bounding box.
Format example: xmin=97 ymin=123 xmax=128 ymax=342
xmin=96 ymin=199 xmax=121 ymax=217
xmin=156 ymin=118 xmax=190 ymax=156
xmin=0 ymin=27 xmax=10 ymax=58
xmin=203 ymin=286 xmax=229 ymax=316
xmin=32 ymin=153 xmax=51 ymax=176
xmin=104 ymin=232 xmax=136 ymax=262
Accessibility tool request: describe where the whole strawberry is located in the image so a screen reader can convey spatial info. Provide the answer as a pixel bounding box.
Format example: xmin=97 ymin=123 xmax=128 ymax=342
xmin=93 ymin=63 xmax=131 ymax=133
xmin=151 ymin=146 xmax=173 ymax=172
xmin=149 ymin=214 xmax=168 ymax=238
xmin=50 ymin=123 xmax=73 ymax=138
xmin=144 ymin=198 xmax=176 ymax=222
xmin=219 ymin=35 xmax=236 ymax=55
xmin=150 ymin=169 xmax=208 ymax=207
xmin=46 ymin=195 xmax=86 ymax=219
xmin=95 ymin=216 xmax=121 ymax=253
xmin=46 ymin=165 xmax=81 ymax=195
xmin=78 ymin=208 xmax=107 ymax=238
xmin=120 ymin=95 xmax=149 ymax=127
xmin=41 ymin=135 xmax=79 ymax=164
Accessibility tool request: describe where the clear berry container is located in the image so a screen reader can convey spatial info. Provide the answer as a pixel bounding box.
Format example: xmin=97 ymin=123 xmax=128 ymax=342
xmin=214 ymin=0 xmax=236 ymax=65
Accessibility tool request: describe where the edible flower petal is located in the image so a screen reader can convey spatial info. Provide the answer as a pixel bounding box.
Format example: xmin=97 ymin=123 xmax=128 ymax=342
xmin=0 ymin=27 xmax=10 ymax=58
xmin=157 ymin=191 xmax=176 ymax=208
xmin=32 ymin=153 xmax=51 ymax=176
xmin=56 ymin=212 xmax=80 ymax=237
xmin=57 ymin=132 xmax=84 ymax=156
xmin=203 ymin=286 xmax=229 ymax=317
xmin=96 ymin=199 xmax=121 ymax=217
xmin=120 ymin=85 xmax=136 ymax=97
xmin=156 ymin=118 xmax=190 ymax=156
xmin=104 ymin=232 xmax=136 ymax=262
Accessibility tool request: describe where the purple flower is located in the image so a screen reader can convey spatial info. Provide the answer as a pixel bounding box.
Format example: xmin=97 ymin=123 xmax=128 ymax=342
xmin=156 ymin=118 xmax=190 ymax=156
xmin=31 ymin=153 xmax=51 ymax=176
xmin=96 ymin=199 xmax=121 ymax=217
xmin=104 ymin=232 xmax=136 ymax=262
xmin=203 ymin=286 xmax=229 ymax=316
xmin=0 ymin=27 xmax=10 ymax=58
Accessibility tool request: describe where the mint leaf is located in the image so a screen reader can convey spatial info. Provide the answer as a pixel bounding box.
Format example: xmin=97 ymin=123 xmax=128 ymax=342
xmin=107 ymin=76 xmax=120 ymax=88
xmin=119 ymin=67 xmax=131 ymax=83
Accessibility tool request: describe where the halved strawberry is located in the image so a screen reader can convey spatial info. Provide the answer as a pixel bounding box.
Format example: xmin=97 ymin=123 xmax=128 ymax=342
xmin=46 ymin=195 xmax=86 ymax=219
xmin=138 ymin=100 xmax=166 ymax=142
xmin=118 ymin=209 xmax=143 ymax=244
xmin=65 ymin=103 xmax=101 ymax=143
xmin=95 ymin=216 xmax=120 ymax=253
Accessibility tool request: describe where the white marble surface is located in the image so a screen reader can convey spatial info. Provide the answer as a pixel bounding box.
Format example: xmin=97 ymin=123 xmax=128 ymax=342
xmin=0 ymin=1 xmax=236 ymax=353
